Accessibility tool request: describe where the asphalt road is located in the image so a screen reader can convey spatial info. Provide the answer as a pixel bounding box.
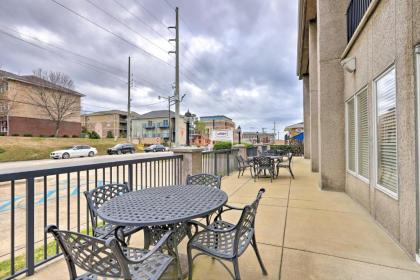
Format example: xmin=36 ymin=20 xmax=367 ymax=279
xmin=0 ymin=152 xmax=174 ymax=176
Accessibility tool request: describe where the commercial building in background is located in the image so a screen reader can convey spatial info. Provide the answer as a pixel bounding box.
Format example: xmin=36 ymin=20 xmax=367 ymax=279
xmin=199 ymin=115 xmax=238 ymax=143
xmin=0 ymin=70 xmax=83 ymax=137
xmin=81 ymin=110 xmax=140 ymax=139
xmin=284 ymin=121 xmax=304 ymax=144
xmin=297 ymin=0 xmax=420 ymax=260
xmin=241 ymin=131 xmax=275 ymax=144
xmin=131 ymin=110 xmax=189 ymax=145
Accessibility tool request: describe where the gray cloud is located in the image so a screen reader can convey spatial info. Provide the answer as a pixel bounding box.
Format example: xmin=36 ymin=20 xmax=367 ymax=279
xmin=0 ymin=0 xmax=301 ymax=135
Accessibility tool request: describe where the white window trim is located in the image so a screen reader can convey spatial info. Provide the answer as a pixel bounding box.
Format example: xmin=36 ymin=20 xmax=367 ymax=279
xmin=372 ymin=64 xmax=398 ymax=200
xmin=345 ymin=87 xmax=370 ymax=184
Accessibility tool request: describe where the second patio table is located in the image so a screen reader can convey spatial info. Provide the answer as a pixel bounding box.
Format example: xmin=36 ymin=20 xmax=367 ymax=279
xmin=97 ymin=184 xmax=228 ymax=227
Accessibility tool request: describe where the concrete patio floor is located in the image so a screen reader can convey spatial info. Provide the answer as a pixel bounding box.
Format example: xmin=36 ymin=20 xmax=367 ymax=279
xmin=22 ymin=157 xmax=420 ymax=279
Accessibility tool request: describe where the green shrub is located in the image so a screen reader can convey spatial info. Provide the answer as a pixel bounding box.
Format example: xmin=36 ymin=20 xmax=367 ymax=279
xmin=12 ymin=134 xmax=19 ymax=136
xmin=88 ymin=130 xmax=100 ymax=139
xmin=213 ymin=141 xmax=232 ymax=150
xmin=39 ymin=135 xmax=45 ymax=138
xmin=270 ymin=144 xmax=303 ymax=155
xmin=106 ymin=130 xmax=114 ymax=139
xmin=0 ymin=148 xmax=5 ymax=154
xmin=62 ymin=134 xmax=69 ymax=138
xmin=23 ymin=133 xmax=32 ymax=137
xmin=72 ymin=135 xmax=79 ymax=138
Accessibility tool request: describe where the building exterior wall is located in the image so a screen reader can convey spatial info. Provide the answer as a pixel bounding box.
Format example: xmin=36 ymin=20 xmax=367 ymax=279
xmin=298 ymin=0 xmax=420 ymax=258
xmin=81 ymin=114 xmax=122 ymax=138
xmin=1 ymin=78 xmax=82 ymax=136
xmin=342 ymin=0 xmax=418 ymax=257
xmin=9 ymin=116 xmax=81 ymax=137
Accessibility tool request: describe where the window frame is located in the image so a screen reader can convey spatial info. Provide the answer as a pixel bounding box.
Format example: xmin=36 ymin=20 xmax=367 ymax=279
xmin=345 ymin=86 xmax=370 ymax=184
xmin=372 ymin=65 xmax=398 ymax=200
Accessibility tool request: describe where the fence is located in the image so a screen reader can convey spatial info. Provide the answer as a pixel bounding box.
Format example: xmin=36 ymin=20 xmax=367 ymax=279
xmin=0 ymin=154 xmax=183 ymax=280
xmin=202 ymin=149 xmax=239 ymax=176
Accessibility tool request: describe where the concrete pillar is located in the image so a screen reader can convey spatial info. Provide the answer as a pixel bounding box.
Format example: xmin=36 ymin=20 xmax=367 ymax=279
xmin=316 ymin=0 xmax=347 ymax=191
xmin=309 ymin=21 xmax=319 ymax=172
xmin=233 ymin=144 xmax=247 ymax=160
xmin=303 ymin=75 xmax=311 ymax=159
xmin=171 ymin=147 xmax=203 ymax=183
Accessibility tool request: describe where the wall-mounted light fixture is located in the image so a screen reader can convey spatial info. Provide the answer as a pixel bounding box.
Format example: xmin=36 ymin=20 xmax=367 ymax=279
xmin=340 ymin=57 xmax=356 ymax=73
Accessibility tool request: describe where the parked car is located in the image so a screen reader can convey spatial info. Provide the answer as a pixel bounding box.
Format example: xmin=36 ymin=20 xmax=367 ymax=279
xmin=144 ymin=144 xmax=166 ymax=152
xmin=50 ymin=145 xmax=97 ymax=159
xmin=107 ymin=144 xmax=135 ymax=155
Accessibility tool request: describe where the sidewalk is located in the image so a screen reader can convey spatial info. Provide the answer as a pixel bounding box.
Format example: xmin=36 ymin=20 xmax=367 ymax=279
xmin=23 ymin=158 xmax=420 ymax=279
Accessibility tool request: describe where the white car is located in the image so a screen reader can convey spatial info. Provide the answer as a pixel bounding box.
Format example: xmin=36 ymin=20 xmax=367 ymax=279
xmin=50 ymin=145 xmax=98 ymax=159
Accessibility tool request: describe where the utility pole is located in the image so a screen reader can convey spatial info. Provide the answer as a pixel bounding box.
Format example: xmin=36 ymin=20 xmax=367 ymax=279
xmin=127 ymin=56 xmax=131 ymax=142
xmin=168 ymin=7 xmax=180 ymax=146
xmin=273 ymin=121 xmax=276 ymax=140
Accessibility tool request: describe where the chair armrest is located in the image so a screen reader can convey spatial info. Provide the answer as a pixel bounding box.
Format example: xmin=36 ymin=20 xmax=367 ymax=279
xmin=123 ymin=230 xmax=173 ymax=264
xmin=188 ymin=220 xmax=236 ymax=234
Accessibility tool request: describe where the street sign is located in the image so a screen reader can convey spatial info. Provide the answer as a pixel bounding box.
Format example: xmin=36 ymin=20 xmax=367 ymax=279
xmin=211 ymin=129 xmax=233 ymax=142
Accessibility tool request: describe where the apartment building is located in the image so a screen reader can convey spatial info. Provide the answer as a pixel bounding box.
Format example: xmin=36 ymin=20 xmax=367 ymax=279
xmin=297 ymin=0 xmax=420 ymax=259
xmin=131 ymin=110 xmax=188 ymax=145
xmin=0 ymin=70 xmax=83 ymax=136
xmin=81 ymin=110 xmax=140 ymax=138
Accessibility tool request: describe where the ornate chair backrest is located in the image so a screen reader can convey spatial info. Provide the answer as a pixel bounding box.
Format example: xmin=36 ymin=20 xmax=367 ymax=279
xmin=253 ymin=156 xmax=273 ymax=169
xmin=234 ymin=188 xmax=265 ymax=255
xmin=186 ymin=173 xmax=221 ymax=189
xmin=46 ymin=225 xmax=130 ymax=279
xmin=84 ymin=184 xmax=130 ymax=232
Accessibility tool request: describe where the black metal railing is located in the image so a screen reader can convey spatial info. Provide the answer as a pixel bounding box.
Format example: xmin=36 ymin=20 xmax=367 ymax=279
xmin=202 ymin=149 xmax=239 ymax=176
xmin=0 ymin=154 xmax=183 ymax=280
xmin=346 ymin=0 xmax=372 ymax=41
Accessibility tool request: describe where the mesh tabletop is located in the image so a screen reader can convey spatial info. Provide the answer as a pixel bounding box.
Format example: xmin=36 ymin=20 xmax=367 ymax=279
xmin=97 ymin=185 xmax=228 ymax=227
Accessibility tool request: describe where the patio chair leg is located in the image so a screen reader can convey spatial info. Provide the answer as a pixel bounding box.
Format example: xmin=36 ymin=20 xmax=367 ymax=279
xmin=187 ymin=246 xmax=194 ymax=280
xmin=289 ymin=166 xmax=295 ymax=179
xmin=238 ymin=168 xmax=241 ymax=178
xmin=233 ymin=257 xmax=241 ymax=280
xmin=173 ymin=244 xmax=182 ymax=280
xmin=251 ymin=235 xmax=268 ymax=275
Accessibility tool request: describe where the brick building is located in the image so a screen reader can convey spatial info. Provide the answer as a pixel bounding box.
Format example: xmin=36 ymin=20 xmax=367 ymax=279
xmin=0 ymin=70 xmax=83 ymax=137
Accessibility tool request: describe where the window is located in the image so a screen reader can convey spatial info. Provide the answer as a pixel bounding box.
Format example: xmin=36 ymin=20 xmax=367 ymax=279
xmin=346 ymin=88 xmax=369 ymax=180
xmin=0 ymin=82 xmax=8 ymax=94
xmin=375 ymin=67 xmax=397 ymax=197
xmin=163 ymin=119 xmax=169 ymax=126
xmin=357 ymin=90 xmax=369 ymax=179
xmin=347 ymin=99 xmax=356 ymax=172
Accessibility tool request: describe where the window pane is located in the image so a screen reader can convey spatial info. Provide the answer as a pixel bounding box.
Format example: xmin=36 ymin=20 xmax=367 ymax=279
xmin=376 ymin=68 xmax=397 ymax=194
xmin=357 ymin=90 xmax=369 ymax=179
xmin=347 ymin=99 xmax=356 ymax=172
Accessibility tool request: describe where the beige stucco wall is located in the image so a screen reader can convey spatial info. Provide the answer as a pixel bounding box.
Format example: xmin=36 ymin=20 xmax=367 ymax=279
xmin=82 ymin=114 xmax=120 ymax=138
xmin=7 ymin=80 xmax=81 ymax=123
xmin=343 ymin=0 xmax=418 ymax=257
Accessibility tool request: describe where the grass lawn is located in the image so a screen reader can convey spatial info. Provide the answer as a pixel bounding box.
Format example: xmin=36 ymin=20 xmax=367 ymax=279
xmin=0 ymin=136 xmax=127 ymax=162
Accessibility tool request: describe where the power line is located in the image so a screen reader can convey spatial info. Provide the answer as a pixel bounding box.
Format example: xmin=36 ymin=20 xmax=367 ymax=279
xmin=111 ymin=0 xmax=172 ymax=46
xmin=85 ymin=0 xmax=169 ymax=54
xmin=49 ymin=0 xmax=174 ymax=68
xmin=0 ymin=26 xmax=170 ymax=94
xmin=134 ymin=0 xmax=172 ymax=32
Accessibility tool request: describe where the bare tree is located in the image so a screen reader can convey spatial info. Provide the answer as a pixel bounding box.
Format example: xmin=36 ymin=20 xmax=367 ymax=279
xmin=30 ymin=69 xmax=80 ymax=137
xmin=0 ymin=75 xmax=16 ymax=135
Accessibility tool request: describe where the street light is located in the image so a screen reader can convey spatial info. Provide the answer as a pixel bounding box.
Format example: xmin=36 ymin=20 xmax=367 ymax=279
xmin=256 ymin=131 xmax=260 ymax=144
xmin=237 ymin=125 xmax=242 ymax=144
xmin=184 ymin=110 xmax=193 ymax=146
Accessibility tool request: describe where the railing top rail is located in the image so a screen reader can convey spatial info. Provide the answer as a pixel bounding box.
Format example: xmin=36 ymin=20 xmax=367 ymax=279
xmin=0 ymin=152 xmax=182 ymax=182
xmin=202 ymin=148 xmax=239 ymax=154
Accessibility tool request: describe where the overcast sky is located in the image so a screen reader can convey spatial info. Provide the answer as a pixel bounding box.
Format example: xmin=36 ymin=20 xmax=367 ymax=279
xmin=0 ymin=0 xmax=301 ymax=134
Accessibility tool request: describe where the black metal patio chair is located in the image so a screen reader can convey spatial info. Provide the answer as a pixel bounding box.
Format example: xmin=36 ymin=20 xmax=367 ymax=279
xmin=187 ymin=188 xmax=267 ymax=280
xmin=84 ymin=184 xmax=142 ymax=240
xmin=46 ymin=224 xmax=174 ymax=280
xmin=186 ymin=173 xmax=222 ymax=189
xmin=253 ymin=156 xmax=276 ymax=182
xmin=276 ymin=152 xmax=295 ymax=179
xmin=186 ymin=173 xmax=222 ymax=224
xmin=235 ymin=154 xmax=253 ymax=178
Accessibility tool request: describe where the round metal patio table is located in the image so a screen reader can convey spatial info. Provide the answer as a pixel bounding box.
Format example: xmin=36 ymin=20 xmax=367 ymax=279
xmin=97 ymin=184 xmax=228 ymax=227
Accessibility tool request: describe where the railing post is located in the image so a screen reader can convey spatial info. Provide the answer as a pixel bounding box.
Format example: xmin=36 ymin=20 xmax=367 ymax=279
xmin=214 ymin=152 xmax=218 ymax=176
xmin=226 ymin=151 xmax=230 ymax=176
xmin=128 ymin=164 xmax=133 ymax=191
xmin=26 ymin=177 xmax=35 ymax=276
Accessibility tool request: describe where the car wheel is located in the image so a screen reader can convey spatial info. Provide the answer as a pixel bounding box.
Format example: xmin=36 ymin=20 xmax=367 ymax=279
xmin=88 ymin=151 xmax=94 ymax=157
xmin=153 ymin=149 xmax=157 ymax=152
xmin=130 ymin=149 xmax=134 ymax=154
xmin=62 ymin=153 xmax=70 ymax=159
xmin=117 ymin=150 xmax=122 ymax=155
